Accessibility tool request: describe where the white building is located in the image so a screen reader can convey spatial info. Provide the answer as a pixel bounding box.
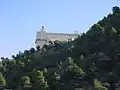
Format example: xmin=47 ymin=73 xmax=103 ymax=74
xmin=35 ymin=26 xmax=79 ymax=48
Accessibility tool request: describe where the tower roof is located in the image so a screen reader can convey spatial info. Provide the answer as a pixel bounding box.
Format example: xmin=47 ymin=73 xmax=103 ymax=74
xmin=41 ymin=25 xmax=47 ymax=33
xmin=42 ymin=26 xmax=45 ymax=29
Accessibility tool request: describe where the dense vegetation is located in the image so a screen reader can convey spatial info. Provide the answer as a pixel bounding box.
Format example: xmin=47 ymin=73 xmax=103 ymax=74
xmin=1 ymin=6 xmax=120 ymax=90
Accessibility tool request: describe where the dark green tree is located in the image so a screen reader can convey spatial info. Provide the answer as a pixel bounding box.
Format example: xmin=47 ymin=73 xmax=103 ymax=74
xmin=0 ymin=72 xmax=6 ymax=89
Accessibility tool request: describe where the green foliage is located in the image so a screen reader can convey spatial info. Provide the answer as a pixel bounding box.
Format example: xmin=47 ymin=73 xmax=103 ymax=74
xmin=21 ymin=76 xmax=31 ymax=85
xmin=1 ymin=6 xmax=120 ymax=90
xmin=0 ymin=72 xmax=6 ymax=88
xmin=116 ymin=88 xmax=120 ymax=90
xmin=36 ymin=46 xmax=40 ymax=51
xmin=94 ymin=79 xmax=108 ymax=90
xmin=30 ymin=48 xmax=35 ymax=53
xmin=31 ymin=70 xmax=48 ymax=90
xmin=18 ymin=60 xmax=25 ymax=68
xmin=113 ymin=6 xmax=120 ymax=14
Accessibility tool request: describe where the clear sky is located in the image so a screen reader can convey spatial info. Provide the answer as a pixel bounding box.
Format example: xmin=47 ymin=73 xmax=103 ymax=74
xmin=0 ymin=0 xmax=120 ymax=58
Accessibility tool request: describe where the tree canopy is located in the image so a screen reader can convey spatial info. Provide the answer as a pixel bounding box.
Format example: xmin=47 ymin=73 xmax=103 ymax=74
xmin=1 ymin=6 xmax=120 ymax=90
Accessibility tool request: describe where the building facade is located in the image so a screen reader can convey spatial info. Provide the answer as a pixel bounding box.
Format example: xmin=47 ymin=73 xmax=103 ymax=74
xmin=35 ymin=26 xmax=79 ymax=48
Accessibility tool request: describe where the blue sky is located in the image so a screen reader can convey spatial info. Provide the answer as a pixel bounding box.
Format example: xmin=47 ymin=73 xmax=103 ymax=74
xmin=0 ymin=0 xmax=120 ymax=58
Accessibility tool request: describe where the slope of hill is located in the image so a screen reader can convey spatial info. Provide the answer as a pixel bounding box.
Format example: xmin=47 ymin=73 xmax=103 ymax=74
xmin=1 ymin=6 xmax=120 ymax=90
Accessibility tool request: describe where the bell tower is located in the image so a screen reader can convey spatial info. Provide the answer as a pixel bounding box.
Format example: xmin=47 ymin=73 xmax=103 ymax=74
xmin=35 ymin=26 xmax=48 ymax=48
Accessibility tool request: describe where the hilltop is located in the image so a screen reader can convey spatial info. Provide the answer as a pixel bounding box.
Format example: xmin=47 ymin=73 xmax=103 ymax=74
xmin=1 ymin=6 xmax=120 ymax=90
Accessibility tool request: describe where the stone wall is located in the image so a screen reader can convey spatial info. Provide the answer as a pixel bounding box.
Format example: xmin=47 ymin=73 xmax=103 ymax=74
xmin=35 ymin=26 xmax=79 ymax=48
xmin=47 ymin=33 xmax=78 ymax=42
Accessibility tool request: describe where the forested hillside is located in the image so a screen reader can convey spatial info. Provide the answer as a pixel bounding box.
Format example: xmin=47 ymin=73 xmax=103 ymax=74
xmin=1 ymin=6 xmax=120 ymax=90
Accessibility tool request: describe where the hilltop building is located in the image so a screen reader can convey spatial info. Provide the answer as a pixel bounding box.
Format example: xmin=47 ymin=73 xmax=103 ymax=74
xmin=35 ymin=26 xmax=79 ymax=48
